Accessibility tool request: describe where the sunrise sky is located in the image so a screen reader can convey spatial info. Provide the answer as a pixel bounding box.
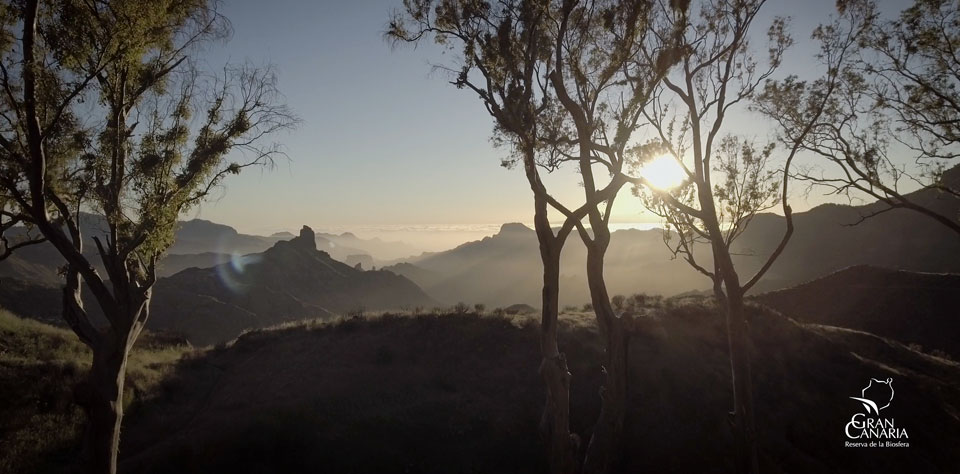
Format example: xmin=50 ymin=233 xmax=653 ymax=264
xmin=188 ymin=0 xmax=914 ymax=249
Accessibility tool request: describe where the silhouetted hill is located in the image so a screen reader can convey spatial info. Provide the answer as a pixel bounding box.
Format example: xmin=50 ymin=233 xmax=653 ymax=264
xmin=0 ymin=278 xmax=60 ymax=325
xmin=146 ymin=226 xmax=436 ymax=345
xmin=0 ymin=218 xmax=421 ymax=290
xmin=112 ymin=304 xmax=959 ymax=473
xmin=156 ymin=252 xmax=232 ymax=278
xmin=381 ymin=262 xmax=444 ymax=287
xmin=393 ymin=167 xmax=960 ymax=306
xmin=167 ymin=219 xmax=275 ymax=255
xmin=401 ymin=222 xmax=710 ymax=307
xmin=318 ymin=231 xmax=421 ymax=261
xmin=755 ymin=265 xmax=960 ymax=358
xmin=732 ymin=167 xmax=960 ymax=292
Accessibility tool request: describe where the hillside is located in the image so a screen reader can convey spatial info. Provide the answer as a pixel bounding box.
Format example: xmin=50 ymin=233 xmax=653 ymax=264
xmin=109 ymin=303 xmax=960 ymax=474
xmin=146 ymin=226 xmax=436 ymax=345
xmin=731 ymin=166 xmax=960 ymax=292
xmin=2 ymin=300 xmax=958 ymax=473
xmin=0 ymin=311 xmax=190 ymax=474
xmin=755 ymin=265 xmax=960 ymax=358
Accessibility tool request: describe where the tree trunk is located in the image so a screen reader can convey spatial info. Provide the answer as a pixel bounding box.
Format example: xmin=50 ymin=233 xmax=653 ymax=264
xmin=532 ymin=199 xmax=577 ymax=474
xmin=76 ymin=341 xmax=128 ymax=474
xmin=538 ymin=250 xmax=577 ymax=474
xmin=724 ymin=289 xmax=759 ymax=474
xmin=73 ymin=291 xmax=149 ymax=474
xmin=582 ymin=240 xmax=629 ymax=474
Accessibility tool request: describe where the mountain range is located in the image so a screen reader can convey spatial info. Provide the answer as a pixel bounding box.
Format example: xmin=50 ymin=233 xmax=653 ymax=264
xmin=0 ymin=216 xmax=422 ymax=288
xmin=387 ymin=166 xmax=960 ymax=306
xmin=146 ymin=226 xmax=435 ymax=345
xmin=1 ymin=167 xmax=958 ymax=344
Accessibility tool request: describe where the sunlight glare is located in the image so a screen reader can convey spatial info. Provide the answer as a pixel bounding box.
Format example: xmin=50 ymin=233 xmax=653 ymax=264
xmin=642 ymin=154 xmax=687 ymax=190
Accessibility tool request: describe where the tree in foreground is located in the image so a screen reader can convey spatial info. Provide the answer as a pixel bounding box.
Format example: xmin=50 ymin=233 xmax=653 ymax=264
xmin=631 ymin=0 xmax=853 ymax=471
xmin=389 ymin=1 xmax=677 ymax=472
xmin=0 ymin=1 xmax=295 ymax=472
xmin=760 ymin=0 xmax=960 ymax=235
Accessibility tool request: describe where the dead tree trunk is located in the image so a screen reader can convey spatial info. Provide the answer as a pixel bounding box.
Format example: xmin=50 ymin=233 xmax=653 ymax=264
xmin=581 ymin=233 xmax=629 ymax=474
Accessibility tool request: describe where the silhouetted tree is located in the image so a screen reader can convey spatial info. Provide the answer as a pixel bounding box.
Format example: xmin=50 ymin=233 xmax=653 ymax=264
xmin=631 ymin=1 xmax=849 ymax=471
xmin=388 ymin=1 xmax=676 ymax=472
xmin=0 ymin=1 xmax=295 ymax=472
xmin=759 ymin=0 xmax=960 ymax=236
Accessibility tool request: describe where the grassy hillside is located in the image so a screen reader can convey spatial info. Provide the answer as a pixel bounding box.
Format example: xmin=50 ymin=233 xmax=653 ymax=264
xmin=0 ymin=311 xmax=192 ymax=474
xmin=114 ymin=302 xmax=960 ymax=474
xmin=3 ymin=301 xmax=958 ymax=473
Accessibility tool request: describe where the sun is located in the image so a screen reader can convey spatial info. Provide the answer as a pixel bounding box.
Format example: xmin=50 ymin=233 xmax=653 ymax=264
xmin=641 ymin=154 xmax=687 ymax=190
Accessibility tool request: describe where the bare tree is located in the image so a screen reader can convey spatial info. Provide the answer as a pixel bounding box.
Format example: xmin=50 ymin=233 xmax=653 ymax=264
xmin=765 ymin=0 xmax=960 ymax=235
xmin=631 ymin=1 xmax=851 ymax=471
xmin=0 ymin=1 xmax=296 ymax=472
xmin=388 ymin=1 xmax=677 ymax=472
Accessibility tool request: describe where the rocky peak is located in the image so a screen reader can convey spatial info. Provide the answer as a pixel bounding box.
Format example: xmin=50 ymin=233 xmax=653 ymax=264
xmin=292 ymin=225 xmax=317 ymax=251
xmin=498 ymin=222 xmax=533 ymax=235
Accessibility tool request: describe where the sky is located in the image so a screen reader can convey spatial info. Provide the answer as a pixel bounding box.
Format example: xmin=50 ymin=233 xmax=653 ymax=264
xmin=187 ymin=0 xmax=914 ymax=250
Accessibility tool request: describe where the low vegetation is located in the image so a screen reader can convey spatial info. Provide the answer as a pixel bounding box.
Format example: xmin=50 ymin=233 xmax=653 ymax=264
xmin=0 ymin=311 xmax=192 ymax=474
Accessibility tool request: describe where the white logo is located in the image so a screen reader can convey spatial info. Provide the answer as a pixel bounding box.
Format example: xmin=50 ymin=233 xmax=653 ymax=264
xmin=850 ymin=377 xmax=894 ymax=415
xmin=844 ymin=377 xmax=909 ymax=448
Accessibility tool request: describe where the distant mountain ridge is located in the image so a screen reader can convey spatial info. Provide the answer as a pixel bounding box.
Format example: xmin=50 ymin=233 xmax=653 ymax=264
xmin=0 ymin=216 xmax=423 ymax=287
xmin=3 ymin=166 xmax=960 ymax=315
xmin=386 ymin=166 xmax=960 ymax=306
xmin=146 ymin=226 xmax=436 ymax=345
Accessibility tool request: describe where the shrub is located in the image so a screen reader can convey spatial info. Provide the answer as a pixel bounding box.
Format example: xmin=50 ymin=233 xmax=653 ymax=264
xmin=453 ymin=302 xmax=469 ymax=314
xmin=611 ymin=295 xmax=626 ymax=311
xmin=474 ymin=303 xmax=486 ymax=314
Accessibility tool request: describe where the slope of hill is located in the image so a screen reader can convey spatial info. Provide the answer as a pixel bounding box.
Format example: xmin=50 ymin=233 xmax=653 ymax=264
xmin=112 ymin=303 xmax=960 ymax=474
xmin=755 ymin=265 xmax=960 ymax=358
xmin=0 ymin=278 xmax=61 ymax=325
xmin=732 ymin=166 xmax=960 ymax=292
xmin=146 ymin=226 xmax=436 ymax=345
xmin=0 ymin=310 xmax=190 ymax=474
xmin=157 ymin=252 xmax=233 ymax=278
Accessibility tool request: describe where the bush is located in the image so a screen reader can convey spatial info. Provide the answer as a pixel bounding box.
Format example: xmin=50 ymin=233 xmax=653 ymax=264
xmin=453 ymin=302 xmax=469 ymax=314
xmin=611 ymin=295 xmax=626 ymax=311
xmin=581 ymin=303 xmax=593 ymax=312
xmin=346 ymin=306 xmax=366 ymax=319
xmin=474 ymin=303 xmax=486 ymax=315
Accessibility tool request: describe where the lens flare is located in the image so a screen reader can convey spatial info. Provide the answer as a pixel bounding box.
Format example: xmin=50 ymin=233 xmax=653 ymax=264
xmin=642 ymin=154 xmax=687 ymax=190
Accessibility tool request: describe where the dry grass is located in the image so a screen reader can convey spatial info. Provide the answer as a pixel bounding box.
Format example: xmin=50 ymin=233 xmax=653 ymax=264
xmin=0 ymin=310 xmax=194 ymax=474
